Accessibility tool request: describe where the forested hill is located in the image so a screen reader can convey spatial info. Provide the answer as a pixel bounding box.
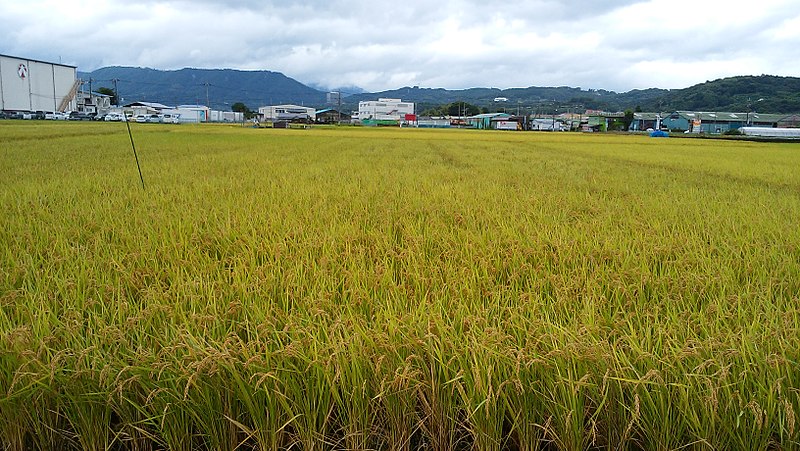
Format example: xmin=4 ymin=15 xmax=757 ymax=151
xmin=350 ymin=76 xmax=800 ymax=114
xmin=79 ymin=67 xmax=327 ymax=110
xmin=638 ymin=75 xmax=800 ymax=113
xmin=78 ymin=67 xmax=800 ymax=114
xmin=338 ymin=86 xmax=670 ymax=114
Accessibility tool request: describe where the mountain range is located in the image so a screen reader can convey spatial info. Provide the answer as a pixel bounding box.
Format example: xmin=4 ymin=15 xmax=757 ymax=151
xmin=78 ymin=67 xmax=800 ymax=114
xmin=80 ymin=67 xmax=327 ymax=110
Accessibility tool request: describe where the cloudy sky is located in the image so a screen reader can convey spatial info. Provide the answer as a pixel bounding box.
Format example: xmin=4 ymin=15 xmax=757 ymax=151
xmin=2 ymin=0 xmax=800 ymax=93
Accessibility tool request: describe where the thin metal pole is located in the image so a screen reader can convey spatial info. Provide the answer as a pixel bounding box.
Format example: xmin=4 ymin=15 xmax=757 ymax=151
xmin=125 ymin=117 xmax=145 ymax=189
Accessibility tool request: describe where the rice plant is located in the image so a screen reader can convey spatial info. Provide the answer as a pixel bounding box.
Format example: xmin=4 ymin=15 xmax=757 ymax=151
xmin=1 ymin=121 xmax=799 ymax=449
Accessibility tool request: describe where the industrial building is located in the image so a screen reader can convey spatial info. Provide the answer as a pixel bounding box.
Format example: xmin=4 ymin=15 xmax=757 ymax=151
xmin=357 ymin=98 xmax=414 ymax=125
xmin=117 ymin=102 xmax=241 ymax=123
xmin=0 ymin=54 xmax=78 ymax=113
xmin=258 ymin=104 xmax=316 ymax=122
xmin=660 ymin=111 xmax=787 ymax=133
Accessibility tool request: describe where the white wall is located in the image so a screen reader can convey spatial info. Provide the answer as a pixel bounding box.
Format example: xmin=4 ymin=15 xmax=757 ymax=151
xmin=209 ymin=110 xmax=244 ymax=122
xmin=358 ymin=98 xmax=414 ymax=121
xmin=0 ymin=55 xmax=76 ymax=111
xmin=163 ymin=108 xmax=205 ymax=123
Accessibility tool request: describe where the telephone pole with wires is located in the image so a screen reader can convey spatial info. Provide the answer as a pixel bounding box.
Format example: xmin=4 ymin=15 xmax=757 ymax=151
xmin=112 ymin=78 xmax=119 ymax=106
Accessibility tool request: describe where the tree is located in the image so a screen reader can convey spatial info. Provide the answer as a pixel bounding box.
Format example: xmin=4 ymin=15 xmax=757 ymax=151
xmin=231 ymin=102 xmax=256 ymax=119
xmin=444 ymin=102 xmax=481 ymax=116
xmin=420 ymin=102 xmax=481 ymax=117
xmin=622 ymin=109 xmax=634 ymax=131
xmin=97 ymin=87 xmax=117 ymax=106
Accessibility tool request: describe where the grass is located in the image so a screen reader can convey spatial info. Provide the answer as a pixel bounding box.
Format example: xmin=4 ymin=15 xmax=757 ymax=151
xmin=1 ymin=121 xmax=800 ymax=450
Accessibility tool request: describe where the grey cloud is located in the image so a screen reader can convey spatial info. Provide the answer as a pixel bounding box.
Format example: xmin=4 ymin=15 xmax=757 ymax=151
xmin=1 ymin=0 xmax=799 ymax=92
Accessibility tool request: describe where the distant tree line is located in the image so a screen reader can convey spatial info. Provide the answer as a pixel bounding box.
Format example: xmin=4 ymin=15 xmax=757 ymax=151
xmin=420 ymin=102 xmax=486 ymax=117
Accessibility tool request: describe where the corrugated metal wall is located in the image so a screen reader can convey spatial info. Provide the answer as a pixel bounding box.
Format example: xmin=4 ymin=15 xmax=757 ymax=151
xmin=0 ymin=55 xmax=76 ymax=112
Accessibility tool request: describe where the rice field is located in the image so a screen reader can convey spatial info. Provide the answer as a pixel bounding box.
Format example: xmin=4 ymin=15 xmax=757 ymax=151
xmin=1 ymin=121 xmax=800 ymax=450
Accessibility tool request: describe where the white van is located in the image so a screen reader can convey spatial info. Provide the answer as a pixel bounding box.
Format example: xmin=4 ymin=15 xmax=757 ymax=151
xmin=161 ymin=113 xmax=180 ymax=124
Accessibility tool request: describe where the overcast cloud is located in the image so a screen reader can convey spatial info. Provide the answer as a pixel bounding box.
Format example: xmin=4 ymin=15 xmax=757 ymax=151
xmin=2 ymin=0 xmax=799 ymax=92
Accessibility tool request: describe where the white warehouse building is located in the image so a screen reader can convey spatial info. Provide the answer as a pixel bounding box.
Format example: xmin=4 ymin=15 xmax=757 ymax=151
xmin=0 ymin=54 xmax=78 ymax=112
xmin=259 ymin=104 xmax=316 ymax=122
xmin=358 ymin=98 xmax=414 ymax=124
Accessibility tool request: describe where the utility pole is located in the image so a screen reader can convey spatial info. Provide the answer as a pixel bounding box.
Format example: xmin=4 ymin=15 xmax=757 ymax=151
xmin=205 ymin=82 xmax=210 ymax=109
xmin=87 ymin=78 xmax=93 ymax=112
xmin=112 ymin=78 xmax=119 ymax=106
xmin=747 ymin=97 xmax=751 ymax=126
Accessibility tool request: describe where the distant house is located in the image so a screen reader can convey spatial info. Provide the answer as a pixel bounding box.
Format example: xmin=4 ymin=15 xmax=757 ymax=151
xmin=315 ymin=108 xmax=351 ymax=124
xmin=76 ymin=91 xmax=112 ymax=114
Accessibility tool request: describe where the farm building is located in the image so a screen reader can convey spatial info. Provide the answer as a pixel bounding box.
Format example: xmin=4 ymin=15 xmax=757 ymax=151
xmin=358 ymin=98 xmax=414 ymax=125
xmin=417 ymin=117 xmax=452 ymax=128
xmin=778 ymin=115 xmax=800 ymax=128
xmin=661 ymin=111 xmax=786 ymax=133
xmin=259 ymin=104 xmax=316 ymax=122
xmin=208 ymin=110 xmax=244 ymax=122
xmin=629 ymin=113 xmax=662 ymax=131
xmin=117 ymin=102 xmax=239 ymax=123
xmin=740 ymin=127 xmax=800 ymax=138
xmin=0 ymin=54 xmax=78 ymax=112
xmin=466 ymin=112 xmax=512 ymax=130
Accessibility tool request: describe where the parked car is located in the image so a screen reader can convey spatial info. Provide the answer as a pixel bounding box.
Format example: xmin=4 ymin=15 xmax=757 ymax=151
xmin=104 ymin=113 xmax=124 ymax=122
xmin=134 ymin=115 xmax=148 ymax=123
xmin=69 ymin=111 xmax=93 ymax=121
xmin=45 ymin=112 xmax=68 ymax=120
xmin=146 ymin=114 xmax=161 ymax=123
xmin=33 ymin=111 xmax=46 ymax=120
xmin=161 ymin=113 xmax=180 ymax=124
xmin=93 ymin=113 xmax=107 ymax=121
